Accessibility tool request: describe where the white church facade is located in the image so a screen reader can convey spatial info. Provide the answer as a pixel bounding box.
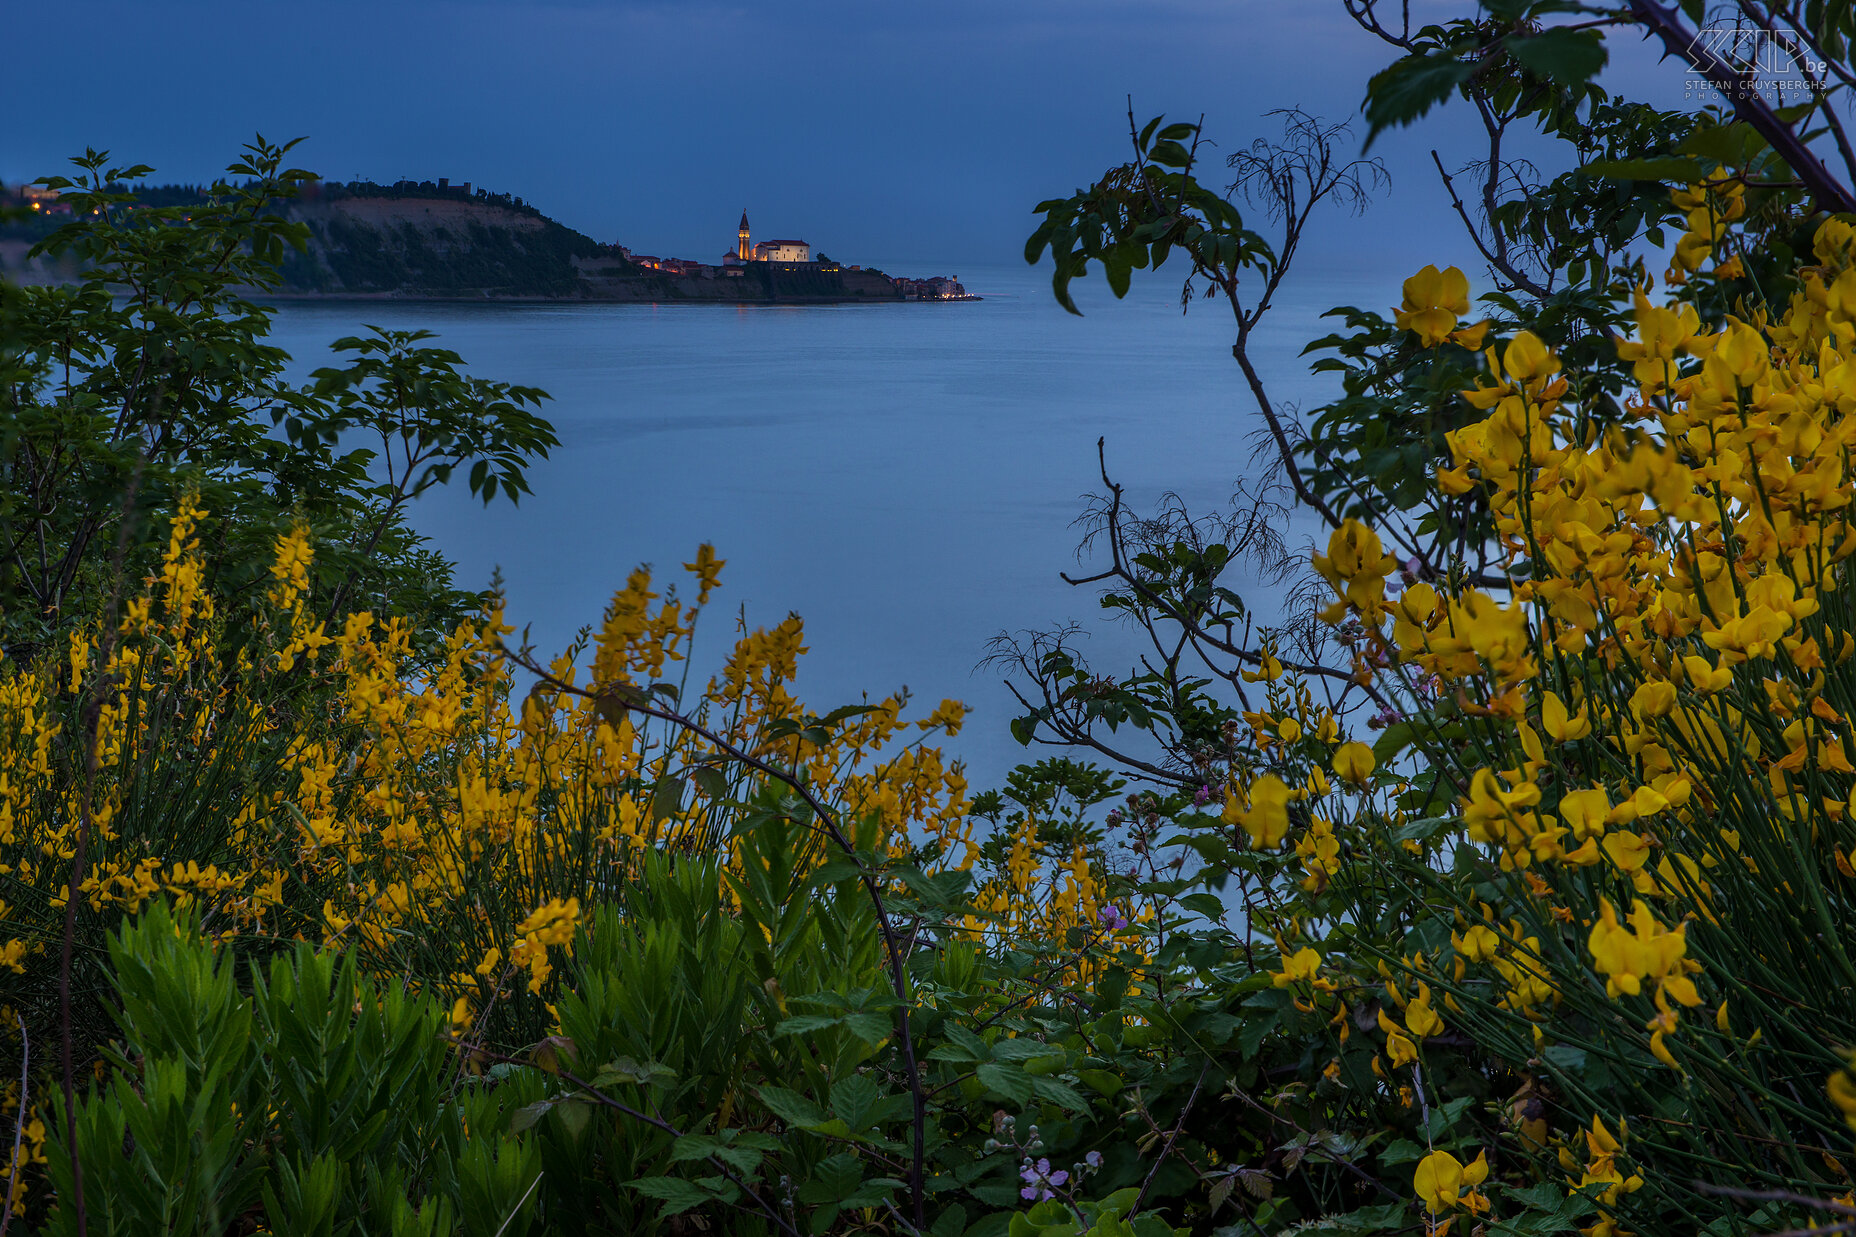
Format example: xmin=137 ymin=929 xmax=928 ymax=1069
xmin=723 ymin=210 xmax=812 ymax=265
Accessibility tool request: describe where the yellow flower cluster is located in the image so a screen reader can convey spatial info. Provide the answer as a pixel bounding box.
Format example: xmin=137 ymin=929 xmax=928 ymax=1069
xmin=0 ymin=519 xmax=1004 ymax=1059
xmin=1267 ymin=223 xmax=1856 ymax=1226
xmin=509 ymin=897 xmax=580 ymax=995
xmin=1587 ymin=898 xmax=1702 ymax=1069
xmin=1395 ymin=263 xmax=1490 ymax=350
xmin=1414 ymin=1147 xmax=1490 ymax=1231
xmin=967 ymin=812 xmax=1119 ymax=965
xmin=1312 ymin=520 xmax=1401 ymax=626
xmin=1556 ymin=1117 xmax=1643 ymax=1237
xmin=1667 ymin=174 xmax=1745 ymax=280
xmin=155 ymin=493 xmax=215 ymax=647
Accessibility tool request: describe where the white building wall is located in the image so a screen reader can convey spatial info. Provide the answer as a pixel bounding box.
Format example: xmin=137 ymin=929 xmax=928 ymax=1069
xmin=756 ymin=241 xmax=811 ymax=262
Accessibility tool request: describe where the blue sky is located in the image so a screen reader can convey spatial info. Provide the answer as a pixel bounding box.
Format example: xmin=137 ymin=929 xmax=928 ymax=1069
xmin=3 ymin=1 xmax=1683 ymax=272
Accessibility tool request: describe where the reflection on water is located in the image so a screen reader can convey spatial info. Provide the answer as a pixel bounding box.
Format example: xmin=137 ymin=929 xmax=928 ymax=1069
xmin=266 ymin=260 xmax=1381 ymax=790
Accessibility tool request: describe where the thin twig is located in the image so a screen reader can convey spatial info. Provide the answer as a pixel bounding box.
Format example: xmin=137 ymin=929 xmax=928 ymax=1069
xmin=1131 ymin=1064 xmax=1208 ymax=1217
xmin=1429 ymin=150 xmax=1550 ymax=300
xmin=487 ymin=1170 xmax=544 ymax=1237
xmin=1695 ymin=1182 xmax=1856 ymax=1215
xmin=1694 ymin=1181 xmax=1856 ymax=1237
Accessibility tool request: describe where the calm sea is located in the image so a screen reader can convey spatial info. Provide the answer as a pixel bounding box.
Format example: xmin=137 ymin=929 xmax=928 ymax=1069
xmin=266 ymin=258 xmax=1398 ymax=791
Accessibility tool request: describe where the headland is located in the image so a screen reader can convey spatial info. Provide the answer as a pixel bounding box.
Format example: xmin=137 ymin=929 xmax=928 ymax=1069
xmin=0 ymin=178 xmax=978 ymax=305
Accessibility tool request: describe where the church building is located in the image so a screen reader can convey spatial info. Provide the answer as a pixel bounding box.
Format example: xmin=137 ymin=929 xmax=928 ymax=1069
xmin=724 ymin=210 xmax=811 ymax=265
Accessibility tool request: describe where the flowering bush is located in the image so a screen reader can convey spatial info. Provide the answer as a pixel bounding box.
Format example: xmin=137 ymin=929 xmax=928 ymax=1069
xmin=1 ymin=503 xmax=1191 ymax=1232
xmin=0 ymin=503 xmax=986 ymax=1035
xmin=1268 ymin=223 xmax=1856 ymax=1233
xmin=1012 ymin=4 xmax=1856 ymax=1231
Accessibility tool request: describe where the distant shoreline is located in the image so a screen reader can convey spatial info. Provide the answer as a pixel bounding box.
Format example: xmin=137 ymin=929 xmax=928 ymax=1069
xmin=3 ymin=181 xmax=983 ymax=304
xmin=251 ymin=291 xmax=984 ymax=307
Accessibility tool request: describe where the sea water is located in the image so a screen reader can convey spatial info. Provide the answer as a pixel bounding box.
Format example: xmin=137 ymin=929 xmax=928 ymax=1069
xmin=266 ymin=258 xmax=1396 ymax=791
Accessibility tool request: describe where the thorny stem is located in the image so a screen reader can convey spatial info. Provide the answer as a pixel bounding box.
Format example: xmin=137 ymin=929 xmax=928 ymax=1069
xmin=1130 ymin=1064 xmax=1208 ymax=1218
xmin=1429 ymin=150 xmax=1550 ymax=301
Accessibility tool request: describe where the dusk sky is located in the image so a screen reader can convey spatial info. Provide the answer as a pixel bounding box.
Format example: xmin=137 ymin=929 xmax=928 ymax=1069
xmin=3 ymin=1 xmax=1552 ymax=273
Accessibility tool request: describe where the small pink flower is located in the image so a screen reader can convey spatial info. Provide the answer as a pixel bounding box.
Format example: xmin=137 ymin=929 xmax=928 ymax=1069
xmin=1020 ymin=1158 xmax=1069 ymax=1202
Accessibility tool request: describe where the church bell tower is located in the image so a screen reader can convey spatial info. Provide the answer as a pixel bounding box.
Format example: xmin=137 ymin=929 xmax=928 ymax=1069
xmin=737 ymin=209 xmax=751 ymax=261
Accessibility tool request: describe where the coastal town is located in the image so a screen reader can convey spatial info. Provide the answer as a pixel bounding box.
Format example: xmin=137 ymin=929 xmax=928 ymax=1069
xmin=620 ymin=208 xmax=977 ymax=301
xmin=0 ymin=179 xmax=979 ymax=303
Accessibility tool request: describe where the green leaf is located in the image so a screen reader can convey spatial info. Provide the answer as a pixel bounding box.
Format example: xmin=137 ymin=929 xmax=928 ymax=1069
xmin=1543 ymin=1044 xmax=1588 ymax=1075
xmin=1393 ymin=815 xmax=1454 ymax=844
xmin=975 ymin=1061 xmax=1035 ymax=1104
xmin=1094 ymin=966 xmax=1130 ymax=1011
xmin=812 ymin=857 xmax=865 ymax=885
xmin=819 ymin=703 xmax=881 ymax=727
xmin=630 ymin=1176 xmax=717 ymax=1216
xmin=1677 ymin=121 xmax=1766 ymax=164
xmin=799 ymin=1151 xmax=864 ymax=1202
xmin=990 ymin=1038 xmax=1059 ymax=1062
xmin=830 ymin=1073 xmax=880 ymax=1131
xmin=759 ymin=1085 xmax=827 ymax=1129
xmin=690 ymin=766 xmax=730 ymax=801
xmin=1179 ymin=892 xmax=1227 ymax=920
xmin=1076 ymin=1069 xmax=1123 ymax=1097
xmin=650 ymin=774 xmax=686 ymax=823
xmin=670 ymin=1134 xmax=724 ymax=1162
xmin=1372 ymin=720 xmax=1423 ymax=764
xmin=1237 ymin=1005 xmax=1278 ymax=1058
xmin=1511 ymin=1181 xmax=1577 ymax=1211
xmin=1363 ymin=51 xmax=1474 ymax=146
xmin=931 ymin=1203 xmax=968 ymax=1237
xmin=1505 ymin=27 xmax=1606 ymax=85
xmin=591 ymin=1056 xmax=674 ymax=1089
xmin=509 ymin=1100 xmax=552 ymax=1133
xmin=1029 ymin=1075 xmax=1091 ymax=1111
xmin=775 ymin=1014 xmax=845 ymax=1038
xmin=672 ymin=1135 xmax=766 ymax=1176
xmin=840 ymin=1012 xmax=894 ymax=1047
xmin=931 ymin=1024 xmax=989 ymax=1063
xmin=555 ymin=1097 xmax=591 ymax=1139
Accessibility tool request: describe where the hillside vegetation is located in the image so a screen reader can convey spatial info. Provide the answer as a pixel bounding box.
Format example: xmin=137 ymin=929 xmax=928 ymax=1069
xmin=282 ymin=190 xmax=609 ymax=296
